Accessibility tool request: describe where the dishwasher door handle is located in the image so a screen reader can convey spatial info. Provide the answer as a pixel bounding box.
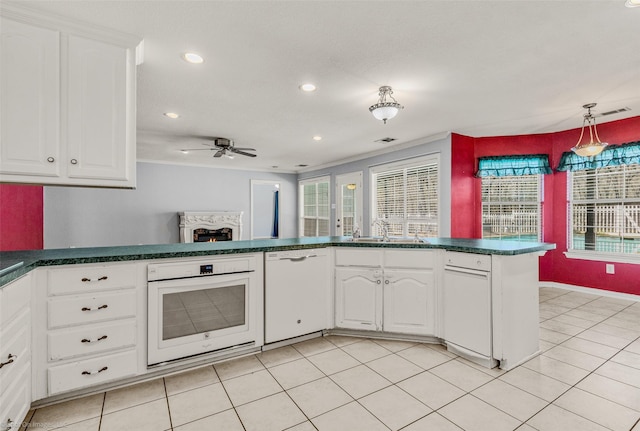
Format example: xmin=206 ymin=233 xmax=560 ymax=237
xmin=279 ymin=255 xmax=317 ymax=262
xmin=444 ymin=265 xmax=490 ymax=278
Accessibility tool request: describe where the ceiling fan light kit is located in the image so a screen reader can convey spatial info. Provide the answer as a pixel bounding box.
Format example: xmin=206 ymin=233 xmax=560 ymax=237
xmin=369 ymin=86 xmax=403 ymax=124
xmin=571 ymin=103 xmax=609 ymax=157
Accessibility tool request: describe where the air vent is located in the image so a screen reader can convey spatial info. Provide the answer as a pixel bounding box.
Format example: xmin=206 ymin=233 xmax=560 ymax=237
xmin=375 ymin=137 xmax=397 ymax=143
xmin=599 ymin=107 xmax=631 ymax=116
xmin=296 ymin=164 xmax=308 ymax=167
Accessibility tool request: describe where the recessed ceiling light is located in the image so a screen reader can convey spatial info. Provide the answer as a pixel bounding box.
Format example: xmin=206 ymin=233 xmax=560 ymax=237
xmin=182 ymin=52 xmax=204 ymax=64
xmin=313 ymin=135 xmax=322 ymax=141
xmin=164 ymin=112 xmax=180 ymax=119
xmin=180 ymin=150 xmax=189 ymax=154
xmin=299 ymin=83 xmax=316 ymax=92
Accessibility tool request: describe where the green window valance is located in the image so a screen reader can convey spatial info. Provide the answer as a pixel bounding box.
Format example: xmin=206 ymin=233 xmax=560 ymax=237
xmin=557 ymin=141 xmax=640 ymax=172
xmin=475 ymin=154 xmax=552 ymax=178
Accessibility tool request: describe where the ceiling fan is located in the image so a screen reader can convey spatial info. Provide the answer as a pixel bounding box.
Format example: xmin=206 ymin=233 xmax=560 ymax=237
xmin=181 ymin=137 xmax=257 ymax=158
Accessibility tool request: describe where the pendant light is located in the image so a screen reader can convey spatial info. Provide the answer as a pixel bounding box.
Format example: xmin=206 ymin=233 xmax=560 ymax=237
xmin=572 ymin=103 xmax=608 ymax=157
xmin=369 ymin=86 xmax=403 ymax=124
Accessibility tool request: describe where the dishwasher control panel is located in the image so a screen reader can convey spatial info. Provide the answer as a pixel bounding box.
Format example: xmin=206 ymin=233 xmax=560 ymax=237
xmin=445 ymin=251 xmax=491 ymax=271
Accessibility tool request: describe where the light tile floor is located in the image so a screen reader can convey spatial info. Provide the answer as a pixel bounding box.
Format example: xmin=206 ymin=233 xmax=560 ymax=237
xmin=24 ymin=287 xmax=640 ymax=431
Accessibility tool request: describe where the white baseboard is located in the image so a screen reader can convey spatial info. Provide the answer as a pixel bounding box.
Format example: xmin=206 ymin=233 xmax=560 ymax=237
xmin=539 ymin=281 xmax=640 ymax=303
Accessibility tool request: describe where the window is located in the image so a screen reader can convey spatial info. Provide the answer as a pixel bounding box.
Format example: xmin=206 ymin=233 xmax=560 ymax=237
xmin=481 ymin=175 xmax=542 ymax=241
xmin=298 ymin=176 xmax=330 ymax=237
xmin=568 ymin=164 xmax=640 ymax=255
xmin=371 ymin=155 xmax=439 ymax=237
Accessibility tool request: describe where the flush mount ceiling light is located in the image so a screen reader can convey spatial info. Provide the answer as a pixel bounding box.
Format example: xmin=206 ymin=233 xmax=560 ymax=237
xmin=299 ymin=83 xmax=316 ymax=92
xmin=182 ymin=52 xmax=204 ymax=64
xmin=626 ymin=0 xmax=640 ymax=7
xmin=369 ymin=86 xmax=403 ymax=124
xmin=572 ymin=103 xmax=609 ymax=157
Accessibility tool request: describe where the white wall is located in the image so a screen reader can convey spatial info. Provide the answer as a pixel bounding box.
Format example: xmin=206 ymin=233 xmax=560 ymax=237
xmin=298 ymin=134 xmax=452 ymax=237
xmin=44 ymin=162 xmax=298 ymax=248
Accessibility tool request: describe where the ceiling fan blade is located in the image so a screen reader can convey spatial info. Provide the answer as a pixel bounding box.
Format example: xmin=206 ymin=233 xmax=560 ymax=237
xmin=231 ymin=147 xmax=256 ymax=151
xmin=213 ymin=149 xmax=224 ymax=158
xmin=180 ymin=148 xmax=215 ymax=151
xmin=230 ymin=149 xmax=257 ymax=158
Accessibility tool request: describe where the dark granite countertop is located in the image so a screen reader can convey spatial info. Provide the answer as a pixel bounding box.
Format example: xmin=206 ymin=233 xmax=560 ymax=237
xmin=0 ymin=236 xmax=555 ymax=287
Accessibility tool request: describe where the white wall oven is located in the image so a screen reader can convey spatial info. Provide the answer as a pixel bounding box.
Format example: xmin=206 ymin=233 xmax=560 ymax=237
xmin=147 ymin=254 xmax=263 ymax=366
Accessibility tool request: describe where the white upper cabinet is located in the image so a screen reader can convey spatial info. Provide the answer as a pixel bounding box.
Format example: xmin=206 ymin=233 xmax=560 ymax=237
xmin=0 ymin=18 xmax=60 ymax=177
xmin=0 ymin=4 xmax=141 ymax=188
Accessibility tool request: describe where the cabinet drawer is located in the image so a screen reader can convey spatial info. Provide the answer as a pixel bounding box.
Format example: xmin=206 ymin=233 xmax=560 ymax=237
xmin=47 ymin=264 xmax=137 ymax=296
xmin=48 ymin=349 xmax=137 ymax=395
xmin=0 ymin=310 xmax=30 ymax=395
xmin=0 ymin=362 xmax=31 ymax=431
xmin=335 ymin=248 xmax=383 ymax=267
xmin=384 ymin=249 xmax=435 ymax=269
xmin=444 ymin=251 xmax=491 ymax=272
xmin=48 ymin=290 xmax=136 ymax=329
xmin=0 ymin=274 xmax=31 ymax=325
xmin=48 ymin=319 xmax=136 ymax=361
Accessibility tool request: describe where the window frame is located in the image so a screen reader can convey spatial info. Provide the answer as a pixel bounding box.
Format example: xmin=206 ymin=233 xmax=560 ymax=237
xmin=369 ymin=154 xmax=440 ymax=238
xmin=298 ymin=175 xmax=331 ymax=237
xmin=565 ymin=164 xmax=640 ymax=264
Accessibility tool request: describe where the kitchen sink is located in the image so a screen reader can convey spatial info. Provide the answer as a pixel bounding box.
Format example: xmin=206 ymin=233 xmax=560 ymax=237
xmin=349 ymin=237 xmax=429 ymax=244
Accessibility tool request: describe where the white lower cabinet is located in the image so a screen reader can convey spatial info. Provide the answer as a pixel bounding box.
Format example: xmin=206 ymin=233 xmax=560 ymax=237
xmin=33 ymin=262 xmax=145 ymax=400
xmin=334 ymin=248 xmax=436 ymax=336
xmin=0 ymin=274 xmax=32 ymax=431
xmin=335 ymin=267 xmax=382 ymax=331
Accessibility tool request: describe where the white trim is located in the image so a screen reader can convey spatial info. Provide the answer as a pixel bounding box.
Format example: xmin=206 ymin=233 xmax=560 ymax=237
xmin=564 ymin=250 xmax=640 ymax=265
xmin=539 ymin=281 xmax=640 ymax=302
xmin=369 ymin=153 xmax=440 ymax=174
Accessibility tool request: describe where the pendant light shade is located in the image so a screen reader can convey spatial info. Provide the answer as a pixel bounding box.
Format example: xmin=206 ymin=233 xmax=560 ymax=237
xmin=369 ymin=86 xmax=403 ymax=124
xmin=571 ymin=103 xmax=608 ymax=157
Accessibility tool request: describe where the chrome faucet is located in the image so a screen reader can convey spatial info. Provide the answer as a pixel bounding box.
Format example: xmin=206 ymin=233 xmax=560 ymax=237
xmin=372 ymin=219 xmax=390 ymax=242
xmin=352 ymin=225 xmax=361 ymax=239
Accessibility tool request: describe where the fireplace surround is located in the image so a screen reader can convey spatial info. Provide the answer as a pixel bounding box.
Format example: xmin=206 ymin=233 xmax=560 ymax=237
xmin=178 ymin=211 xmax=243 ymax=243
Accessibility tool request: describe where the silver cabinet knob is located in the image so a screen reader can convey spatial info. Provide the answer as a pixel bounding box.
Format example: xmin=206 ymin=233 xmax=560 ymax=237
xmin=47 ymin=157 xmax=55 ymax=163
xmin=70 ymin=159 xmax=78 ymax=165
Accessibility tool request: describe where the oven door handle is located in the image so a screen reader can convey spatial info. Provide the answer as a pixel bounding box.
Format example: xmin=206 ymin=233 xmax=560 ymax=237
xmin=279 ymin=255 xmax=317 ymax=262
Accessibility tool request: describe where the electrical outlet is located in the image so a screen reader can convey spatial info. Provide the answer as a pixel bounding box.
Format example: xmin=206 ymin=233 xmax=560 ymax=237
xmin=606 ymin=264 xmax=615 ymax=274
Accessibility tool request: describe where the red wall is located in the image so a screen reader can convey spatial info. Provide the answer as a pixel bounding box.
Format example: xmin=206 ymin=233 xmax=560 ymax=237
xmin=451 ymin=116 xmax=640 ymax=295
xmin=0 ymin=184 xmax=43 ymax=251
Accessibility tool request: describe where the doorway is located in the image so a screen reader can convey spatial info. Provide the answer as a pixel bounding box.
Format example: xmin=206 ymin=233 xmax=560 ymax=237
xmin=335 ymin=171 xmax=363 ymax=236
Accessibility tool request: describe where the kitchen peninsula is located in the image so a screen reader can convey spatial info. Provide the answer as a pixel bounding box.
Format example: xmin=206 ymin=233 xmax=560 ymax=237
xmin=0 ymin=237 xmax=554 ymax=428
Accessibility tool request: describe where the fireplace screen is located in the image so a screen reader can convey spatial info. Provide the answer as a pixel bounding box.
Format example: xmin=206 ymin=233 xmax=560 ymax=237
xmin=193 ymin=228 xmax=232 ymax=242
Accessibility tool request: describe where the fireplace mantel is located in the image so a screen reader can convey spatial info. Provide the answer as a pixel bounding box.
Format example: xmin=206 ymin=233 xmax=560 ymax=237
xmin=178 ymin=211 xmax=243 ymax=243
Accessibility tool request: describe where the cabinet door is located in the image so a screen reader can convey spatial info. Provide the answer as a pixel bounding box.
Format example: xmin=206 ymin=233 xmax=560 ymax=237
xmin=383 ymin=269 xmax=434 ymax=335
xmin=335 ymin=267 xmax=381 ymax=331
xmin=66 ymin=34 xmax=131 ymax=182
xmin=1 ymin=18 xmax=60 ymax=177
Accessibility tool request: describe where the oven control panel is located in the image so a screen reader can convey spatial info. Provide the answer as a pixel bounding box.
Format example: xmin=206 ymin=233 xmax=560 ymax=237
xmin=148 ymin=257 xmax=254 ymax=281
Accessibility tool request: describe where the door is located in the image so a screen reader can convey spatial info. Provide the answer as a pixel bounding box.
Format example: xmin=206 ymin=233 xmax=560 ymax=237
xmin=383 ymin=269 xmax=435 ymax=335
xmin=335 ymin=267 xmax=381 ymax=331
xmin=443 ymin=266 xmax=492 ymax=357
xmin=335 ymin=172 xmax=363 ymax=236
xmin=1 ymin=18 xmax=60 ymax=177
xmin=66 ymin=35 xmax=130 ymax=181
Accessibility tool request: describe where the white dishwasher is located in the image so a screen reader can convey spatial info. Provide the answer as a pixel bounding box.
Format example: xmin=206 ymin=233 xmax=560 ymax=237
xmin=264 ymin=248 xmax=330 ymax=344
xmin=442 ymin=251 xmax=496 ymax=368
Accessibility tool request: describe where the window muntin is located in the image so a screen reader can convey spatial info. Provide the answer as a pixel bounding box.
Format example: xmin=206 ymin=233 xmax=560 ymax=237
xmin=568 ymin=164 xmax=640 ymax=254
xmin=481 ymin=175 xmax=542 ymax=241
xmin=371 ymin=156 xmax=439 ymax=238
xmin=299 ymin=177 xmax=330 ymax=237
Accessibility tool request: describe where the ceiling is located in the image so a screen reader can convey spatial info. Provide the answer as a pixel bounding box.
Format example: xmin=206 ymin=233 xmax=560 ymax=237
xmin=18 ymin=0 xmax=640 ymax=173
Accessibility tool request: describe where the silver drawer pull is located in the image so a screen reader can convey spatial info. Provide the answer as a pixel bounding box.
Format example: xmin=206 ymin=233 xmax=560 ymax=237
xmin=0 ymin=354 xmax=17 ymax=369
xmin=82 ymin=366 xmax=108 ymax=376
xmin=81 ymin=335 xmax=108 ymax=343
xmin=81 ymin=304 xmax=108 ymax=312
xmin=81 ymin=276 xmax=108 ymax=282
